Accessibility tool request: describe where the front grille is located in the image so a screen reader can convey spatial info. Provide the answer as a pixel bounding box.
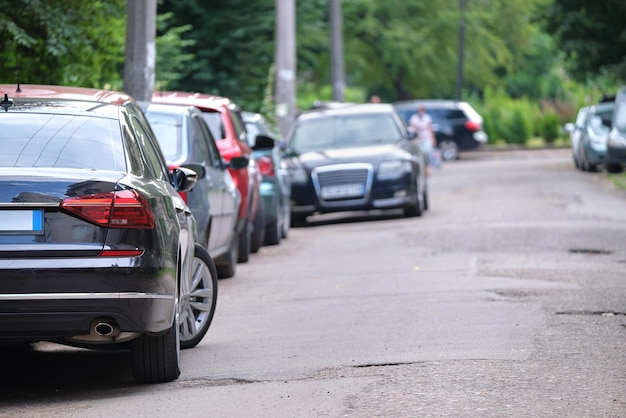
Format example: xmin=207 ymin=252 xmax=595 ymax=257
xmin=312 ymin=163 xmax=373 ymax=205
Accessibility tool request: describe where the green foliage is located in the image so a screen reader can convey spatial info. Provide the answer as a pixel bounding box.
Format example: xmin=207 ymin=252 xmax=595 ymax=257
xmin=539 ymin=111 xmax=561 ymax=144
xmin=0 ymin=0 xmax=125 ymax=88
xmin=155 ymin=12 xmax=196 ymax=91
xmin=544 ymin=0 xmax=626 ymax=84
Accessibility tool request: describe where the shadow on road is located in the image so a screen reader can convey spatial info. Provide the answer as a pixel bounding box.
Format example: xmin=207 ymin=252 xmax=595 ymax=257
xmin=0 ymin=342 xmax=137 ymax=403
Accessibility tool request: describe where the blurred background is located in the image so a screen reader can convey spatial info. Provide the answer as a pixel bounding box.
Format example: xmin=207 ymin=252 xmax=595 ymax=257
xmin=1 ymin=0 xmax=623 ymax=147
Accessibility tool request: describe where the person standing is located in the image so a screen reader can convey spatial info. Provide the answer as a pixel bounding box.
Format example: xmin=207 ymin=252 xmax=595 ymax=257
xmin=409 ymin=106 xmax=438 ymax=175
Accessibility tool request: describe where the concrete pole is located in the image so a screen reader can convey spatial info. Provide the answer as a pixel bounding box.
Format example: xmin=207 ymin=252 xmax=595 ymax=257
xmin=123 ymin=0 xmax=157 ymax=102
xmin=275 ymin=0 xmax=296 ymax=138
xmin=329 ymin=0 xmax=345 ymax=102
xmin=455 ymin=0 xmax=467 ymax=101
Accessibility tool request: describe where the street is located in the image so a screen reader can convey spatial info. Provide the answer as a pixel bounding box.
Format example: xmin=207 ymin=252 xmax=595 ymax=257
xmin=1 ymin=147 xmax=624 ymax=417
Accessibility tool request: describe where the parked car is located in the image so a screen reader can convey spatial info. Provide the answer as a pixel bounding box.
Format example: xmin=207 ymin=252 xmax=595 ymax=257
xmin=143 ymin=102 xmax=243 ymax=280
xmin=393 ymin=99 xmax=488 ymax=160
xmin=606 ymin=86 xmax=626 ymax=173
xmin=564 ymin=106 xmax=590 ymax=169
xmin=282 ymin=103 xmax=428 ymax=222
xmin=0 ymin=84 xmax=211 ymax=382
xmin=242 ymin=111 xmax=291 ymax=245
xmin=575 ymin=101 xmax=614 ymax=172
xmin=152 ymin=92 xmax=271 ymax=261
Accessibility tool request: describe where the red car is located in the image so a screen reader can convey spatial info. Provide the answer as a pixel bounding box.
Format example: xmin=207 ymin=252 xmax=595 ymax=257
xmin=152 ymin=92 xmax=267 ymax=263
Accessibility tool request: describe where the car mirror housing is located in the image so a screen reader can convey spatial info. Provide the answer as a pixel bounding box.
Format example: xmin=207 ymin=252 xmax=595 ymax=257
xmin=407 ymin=126 xmax=417 ymax=139
xmin=253 ymin=134 xmax=276 ymax=150
xmin=228 ymin=156 xmax=249 ymax=169
xmin=172 ymin=166 xmax=198 ymax=192
xmin=181 ymin=163 xmax=207 ymax=179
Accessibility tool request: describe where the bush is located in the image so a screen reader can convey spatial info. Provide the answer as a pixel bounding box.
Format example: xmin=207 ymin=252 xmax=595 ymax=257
xmin=539 ymin=111 xmax=561 ymax=144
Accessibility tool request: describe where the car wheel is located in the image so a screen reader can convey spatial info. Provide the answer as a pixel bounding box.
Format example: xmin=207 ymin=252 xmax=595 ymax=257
xmin=439 ymin=140 xmax=459 ymax=161
xmin=281 ymin=205 xmax=290 ymax=239
xmin=265 ymin=217 xmax=281 ymax=246
xmin=237 ymin=218 xmax=251 ymax=263
xmin=216 ymin=231 xmax=237 ymax=279
xmin=250 ymin=201 xmax=265 ymax=253
xmin=606 ymin=162 xmax=623 ymax=173
xmin=131 ymin=306 xmax=180 ymax=383
xmin=179 ymin=244 xmax=218 ymax=349
xmin=423 ymin=184 xmax=429 ymax=211
xmin=403 ymin=192 xmax=424 ymax=217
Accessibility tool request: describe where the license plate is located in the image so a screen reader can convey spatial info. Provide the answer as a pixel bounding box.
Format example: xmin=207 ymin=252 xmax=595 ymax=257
xmin=320 ymin=183 xmax=364 ymax=199
xmin=0 ymin=210 xmax=44 ymax=234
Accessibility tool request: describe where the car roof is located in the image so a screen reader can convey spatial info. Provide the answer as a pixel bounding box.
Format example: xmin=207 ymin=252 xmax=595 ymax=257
xmin=297 ymin=103 xmax=397 ymax=121
xmin=152 ymin=90 xmax=236 ymax=113
xmin=393 ymin=99 xmax=465 ymax=109
xmin=0 ymin=84 xmax=132 ymax=105
xmin=142 ymin=101 xmax=200 ymax=115
xmin=0 ymin=84 xmax=131 ymax=118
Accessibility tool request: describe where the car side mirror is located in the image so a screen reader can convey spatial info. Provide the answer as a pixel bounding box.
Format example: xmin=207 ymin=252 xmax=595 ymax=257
xmin=172 ymin=166 xmax=198 ymax=192
xmin=227 ymin=156 xmax=249 ymax=170
xmin=181 ymin=163 xmax=207 ymax=179
xmin=253 ymin=134 xmax=276 ymax=150
xmin=407 ymin=126 xmax=417 ymax=139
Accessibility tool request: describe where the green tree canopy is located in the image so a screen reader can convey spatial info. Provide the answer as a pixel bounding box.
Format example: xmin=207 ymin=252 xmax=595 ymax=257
xmin=0 ymin=0 xmax=126 ymax=88
xmin=544 ymin=0 xmax=626 ymax=84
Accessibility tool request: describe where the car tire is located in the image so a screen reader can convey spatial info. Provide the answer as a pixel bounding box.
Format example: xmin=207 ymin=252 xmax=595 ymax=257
xmin=216 ymin=231 xmax=237 ymax=279
xmin=423 ymin=184 xmax=429 ymax=211
xmin=606 ymin=162 xmax=623 ymax=173
xmin=179 ymin=244 xmax=218 ymax=349
xmin=251 ymin=201 xmax=265 ymax=253
xmin=439 ymin=140 xmax=459 ymax=161
xmin=265 ymin=217 xmax=281 ymax=246
xmin=131 ymin=314 xmax=180 ymax=384
xmin=403 ymin=193 xmax=424 ymax=218
xmin=237 ymin=218 xmax=251 ymax=263
xmin=281 ymin=204 xmax=290 ymax=239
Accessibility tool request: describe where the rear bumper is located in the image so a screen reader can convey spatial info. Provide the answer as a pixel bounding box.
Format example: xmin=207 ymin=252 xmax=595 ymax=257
xmin=0 ymin=258 xmax=176 ymax=341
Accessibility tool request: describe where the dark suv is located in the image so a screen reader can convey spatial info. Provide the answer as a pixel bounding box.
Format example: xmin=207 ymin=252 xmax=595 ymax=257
xmin=394 ymin=99 xmax=488 ymax=160
xmin=606 ymin=86 xmax=626 ymax=173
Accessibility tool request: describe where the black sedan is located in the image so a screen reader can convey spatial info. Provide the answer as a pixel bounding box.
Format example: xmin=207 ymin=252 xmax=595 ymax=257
xmin=283 ymin=103 xmax=428 ymax=222
xmin=0 ymin=84 xmax=206 ymax=383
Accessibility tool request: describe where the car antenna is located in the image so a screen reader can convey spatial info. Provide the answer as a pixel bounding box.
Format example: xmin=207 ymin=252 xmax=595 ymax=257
xmin=1 ymin=93 xmax=14 ymax=112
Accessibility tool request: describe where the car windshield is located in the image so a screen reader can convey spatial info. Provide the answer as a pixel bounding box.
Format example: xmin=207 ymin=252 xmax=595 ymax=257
xmin=0 ymin=113 xmax=126 ymax=170
xmin=589 ymin=106 xmax=613 ymax=136
xmin=145 ymin=111 xmax=182 ymax=161
xmin=291 ymin=113 xmax=402 ymax=152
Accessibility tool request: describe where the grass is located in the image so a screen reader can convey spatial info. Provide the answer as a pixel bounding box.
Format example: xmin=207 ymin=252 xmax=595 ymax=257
xmin=607 ymin=172 xmax=626 ymax=191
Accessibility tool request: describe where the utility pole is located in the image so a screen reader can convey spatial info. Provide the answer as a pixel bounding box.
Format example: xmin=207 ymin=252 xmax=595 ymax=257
xmin=455 ymin=0 xmax=467 ymax=101
xmin=123 ymin=0 xmax=157 ymax=102
xmin=275 ymin=0 xmax=296 ymax=139
xmin=329 ymin=0 xmax=345 ymax=102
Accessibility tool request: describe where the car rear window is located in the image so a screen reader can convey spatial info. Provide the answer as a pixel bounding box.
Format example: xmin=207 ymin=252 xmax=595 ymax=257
xmin=0 ymin=113 xmax=126 ymax=170
xmin=200 ymin=112 xmax=226 ymax=140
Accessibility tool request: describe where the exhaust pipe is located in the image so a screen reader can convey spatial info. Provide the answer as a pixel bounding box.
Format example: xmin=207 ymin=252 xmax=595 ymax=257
xmin=92 ymin=319 xmax=120 ymax=337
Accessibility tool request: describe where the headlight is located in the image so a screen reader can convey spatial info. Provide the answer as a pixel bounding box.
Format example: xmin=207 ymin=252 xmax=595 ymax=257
xmin=289 ymin=165 xmax=309 ymax=185
xmin=377 ymin=160 xmax=412 ymax=179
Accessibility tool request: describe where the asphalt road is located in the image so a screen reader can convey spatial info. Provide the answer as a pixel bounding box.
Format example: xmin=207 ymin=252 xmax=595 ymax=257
xmin=1 ymin=147 xmax=625 ymax=417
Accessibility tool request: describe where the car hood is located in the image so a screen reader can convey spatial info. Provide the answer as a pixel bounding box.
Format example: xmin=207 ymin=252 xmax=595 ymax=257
xmin=292 ymin=143 xmax=414 ymax=170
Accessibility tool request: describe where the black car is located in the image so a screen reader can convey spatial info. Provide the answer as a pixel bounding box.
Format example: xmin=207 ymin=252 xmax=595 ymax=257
xmin=242 ymin=111 xmax=291 ymax=245
xmin=0 ymin=84 xmax=207 ymax=383
xmin=144 ymin=102 xmax=244 ymax=281
xmin=393 ymin=99 xmax=488 ymax=160
xmin=283 ymin=103 xmax=428 ymax=222
xmin=606 ymin=86 xmax=626 ymax=173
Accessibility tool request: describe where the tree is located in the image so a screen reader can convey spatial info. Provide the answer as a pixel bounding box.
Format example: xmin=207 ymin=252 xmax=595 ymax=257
xmin=0 ymin=0 xmax=126 ymax=88
xmin=544 ymin=0 xmax=626 ymax=84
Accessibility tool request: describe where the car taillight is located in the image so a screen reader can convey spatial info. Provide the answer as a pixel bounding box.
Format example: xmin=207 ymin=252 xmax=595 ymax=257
xmin=465 ymin=120 xmax=481 ymax=131
xmin=257 ymin=156 xmax=275 ymax=176
xmin=61 ymin=190 xmax=155 ymax=229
